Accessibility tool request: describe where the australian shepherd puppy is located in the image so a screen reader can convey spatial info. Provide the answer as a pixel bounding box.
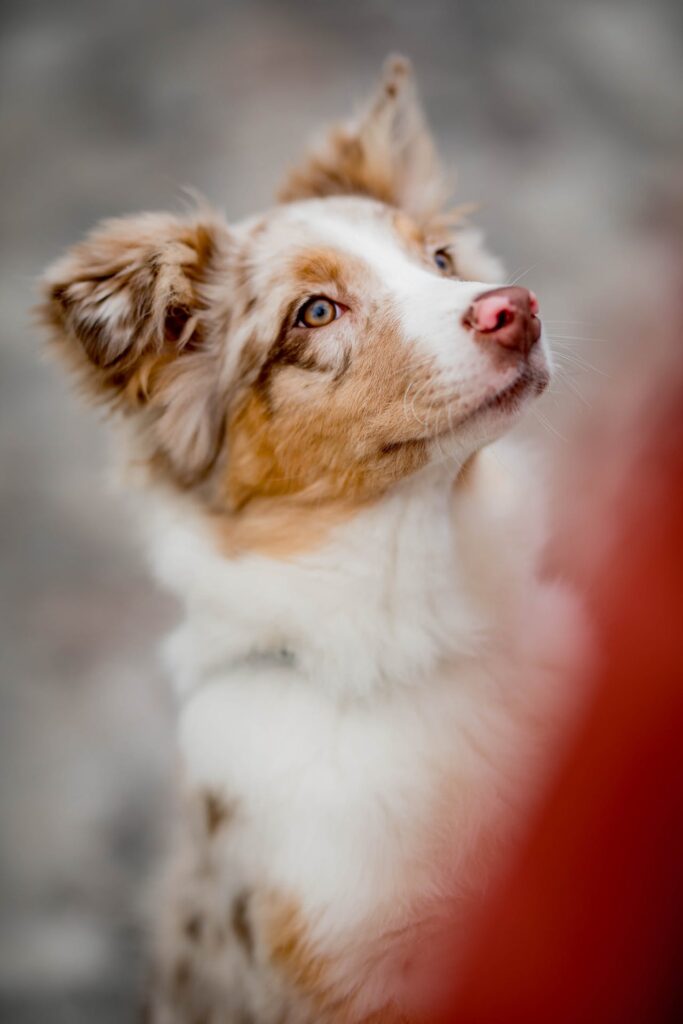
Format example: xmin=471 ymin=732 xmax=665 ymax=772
xmin=42 ymin=57 xmax=582 ymax=1024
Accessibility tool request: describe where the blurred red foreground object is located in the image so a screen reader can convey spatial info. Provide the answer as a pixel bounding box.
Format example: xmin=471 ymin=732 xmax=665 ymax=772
xmin=434 ymin=394 xmax=683 ymax=1024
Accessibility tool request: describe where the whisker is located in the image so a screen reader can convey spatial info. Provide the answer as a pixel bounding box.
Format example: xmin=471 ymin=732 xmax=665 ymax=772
xmin=532 ymin=406 xmax=568 ymax=443
xmin=402 ymin=380 xmax=416 ymax=425
xmin=552 ymin=366 xmax=592 ymax=407
xmin=546 ymin=334 xmax=609 ymax=344
xmin=551 ymin=350 xmax=610 ymax=377
xmin=507 ymin=263 xmax=539 ymax=287
xmin=548 ymin=350 xmax=594 ymax=367
xmin=410 ymin=378 xmax=433 ymax=428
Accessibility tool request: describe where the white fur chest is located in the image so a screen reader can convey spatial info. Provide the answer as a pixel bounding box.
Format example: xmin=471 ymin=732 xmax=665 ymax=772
xmin=146 ymin=445 xmax=577 ymax=945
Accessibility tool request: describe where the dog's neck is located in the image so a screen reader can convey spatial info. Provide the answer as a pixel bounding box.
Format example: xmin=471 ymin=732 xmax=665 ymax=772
xmin=147 ymin=443 xmax=536 ymax=703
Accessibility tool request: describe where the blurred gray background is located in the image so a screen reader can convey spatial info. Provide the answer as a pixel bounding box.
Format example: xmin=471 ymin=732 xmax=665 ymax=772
xmin=1 ymin=1 xmax=682 ymax=1020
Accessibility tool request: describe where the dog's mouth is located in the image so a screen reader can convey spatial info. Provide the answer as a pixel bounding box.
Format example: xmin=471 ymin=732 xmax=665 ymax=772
xmin=473 ymin=365 xmax=550 ymax=419
xmin=383 ymin=366 xmax=550 ymax=456
xmin=440 ymin=365 xmax=550 ymax=443
xmin=381 ymin=366 xmax=550 ymax=457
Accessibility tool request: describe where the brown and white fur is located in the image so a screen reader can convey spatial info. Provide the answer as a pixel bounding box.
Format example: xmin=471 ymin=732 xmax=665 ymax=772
xmin=41 ymin=57 xmax=583 ymax=1024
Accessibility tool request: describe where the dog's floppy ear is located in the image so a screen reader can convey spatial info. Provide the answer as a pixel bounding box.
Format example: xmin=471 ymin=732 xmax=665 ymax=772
xmin=277 ymin=56 xmax=447 ymax=221
xmin=41 ymin=210 xmax=232 ymax=483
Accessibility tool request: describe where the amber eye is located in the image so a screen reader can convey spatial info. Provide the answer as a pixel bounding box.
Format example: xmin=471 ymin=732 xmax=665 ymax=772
xmin=433 ymin=248 xmax=455 ymax=275
xmin=296 ymin=296 xmax=339 ymax=329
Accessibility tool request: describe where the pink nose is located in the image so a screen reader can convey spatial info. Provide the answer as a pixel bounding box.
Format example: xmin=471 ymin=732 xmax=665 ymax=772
xmin=465 ymin=286 xmax=541 ymax=356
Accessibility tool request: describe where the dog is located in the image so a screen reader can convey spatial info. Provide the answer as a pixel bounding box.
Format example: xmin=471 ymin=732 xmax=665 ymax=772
xmin=41 ymin=56 xmax=583 ymax=1024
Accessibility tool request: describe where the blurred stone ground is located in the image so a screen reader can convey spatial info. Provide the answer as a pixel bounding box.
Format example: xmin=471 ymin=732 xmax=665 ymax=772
xmin=1 ymin=0 xmax=681 ymax=1019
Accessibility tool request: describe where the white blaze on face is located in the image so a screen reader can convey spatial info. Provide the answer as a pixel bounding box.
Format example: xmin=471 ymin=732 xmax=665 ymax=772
xmin=279 ymin=202 xmax=532 ymax=411
xmin=220 ymin=196 xmax=550 ymax=511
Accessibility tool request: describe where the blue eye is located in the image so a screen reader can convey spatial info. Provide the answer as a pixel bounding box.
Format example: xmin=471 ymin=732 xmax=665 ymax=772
xmin=297 ymin=296 xmax=339 ymax=328
xmin=433 ymin=248 xmax=455 ymax=274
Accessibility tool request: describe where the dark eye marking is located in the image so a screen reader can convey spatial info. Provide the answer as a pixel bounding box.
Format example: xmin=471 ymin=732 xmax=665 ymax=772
xmin=260 ymin=332 xmax=322 ymax=379
xmin=433 ymin=247 xmax=456 ymax=276
xmin=250 ymin=296 xmax=351 ymax=413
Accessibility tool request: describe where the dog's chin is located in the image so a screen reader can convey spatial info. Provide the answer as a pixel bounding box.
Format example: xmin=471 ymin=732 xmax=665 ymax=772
xmin=469 ymin=364 xmax=550 ymax=424
xmin=424 ymin=364 xmax=551 ymax=460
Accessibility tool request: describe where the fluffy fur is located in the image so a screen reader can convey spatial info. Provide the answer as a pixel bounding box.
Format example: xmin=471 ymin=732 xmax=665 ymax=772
xmin=41 ymin=57 xmax=583 ymax=1023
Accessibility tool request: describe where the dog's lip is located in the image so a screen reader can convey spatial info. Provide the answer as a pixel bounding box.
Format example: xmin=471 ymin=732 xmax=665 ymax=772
xmin=385 ymin=367 xmax=549 ymax=453
xmin=450 ymin=365 xmax=550 ymax=434
xmin=474 ymin=365 xmax=549 ymax=417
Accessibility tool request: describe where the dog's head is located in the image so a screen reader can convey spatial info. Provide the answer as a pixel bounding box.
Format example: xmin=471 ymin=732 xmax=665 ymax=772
xmin=42 ymin=57 xmax=550 ymax=546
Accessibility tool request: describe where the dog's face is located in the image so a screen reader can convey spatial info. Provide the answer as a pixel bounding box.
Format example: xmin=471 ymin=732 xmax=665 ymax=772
xmin=42 ymin=57 xmax=550 ymax=545
xmin=221 ymin=197 xmax=548 ymax=510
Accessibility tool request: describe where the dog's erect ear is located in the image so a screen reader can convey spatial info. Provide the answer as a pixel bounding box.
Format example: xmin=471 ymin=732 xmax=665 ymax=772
xmin=41 ymin=210 xmax=232 ymax=483
xmin=277 ymin=56 xmax=447 ymax=220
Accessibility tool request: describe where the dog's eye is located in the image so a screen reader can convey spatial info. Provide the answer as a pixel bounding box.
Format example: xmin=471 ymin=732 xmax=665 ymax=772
xmin=433 ymin=248 xmax=455 ymax=275
xmin=296 ymin=296 xmax=342 ymax=329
